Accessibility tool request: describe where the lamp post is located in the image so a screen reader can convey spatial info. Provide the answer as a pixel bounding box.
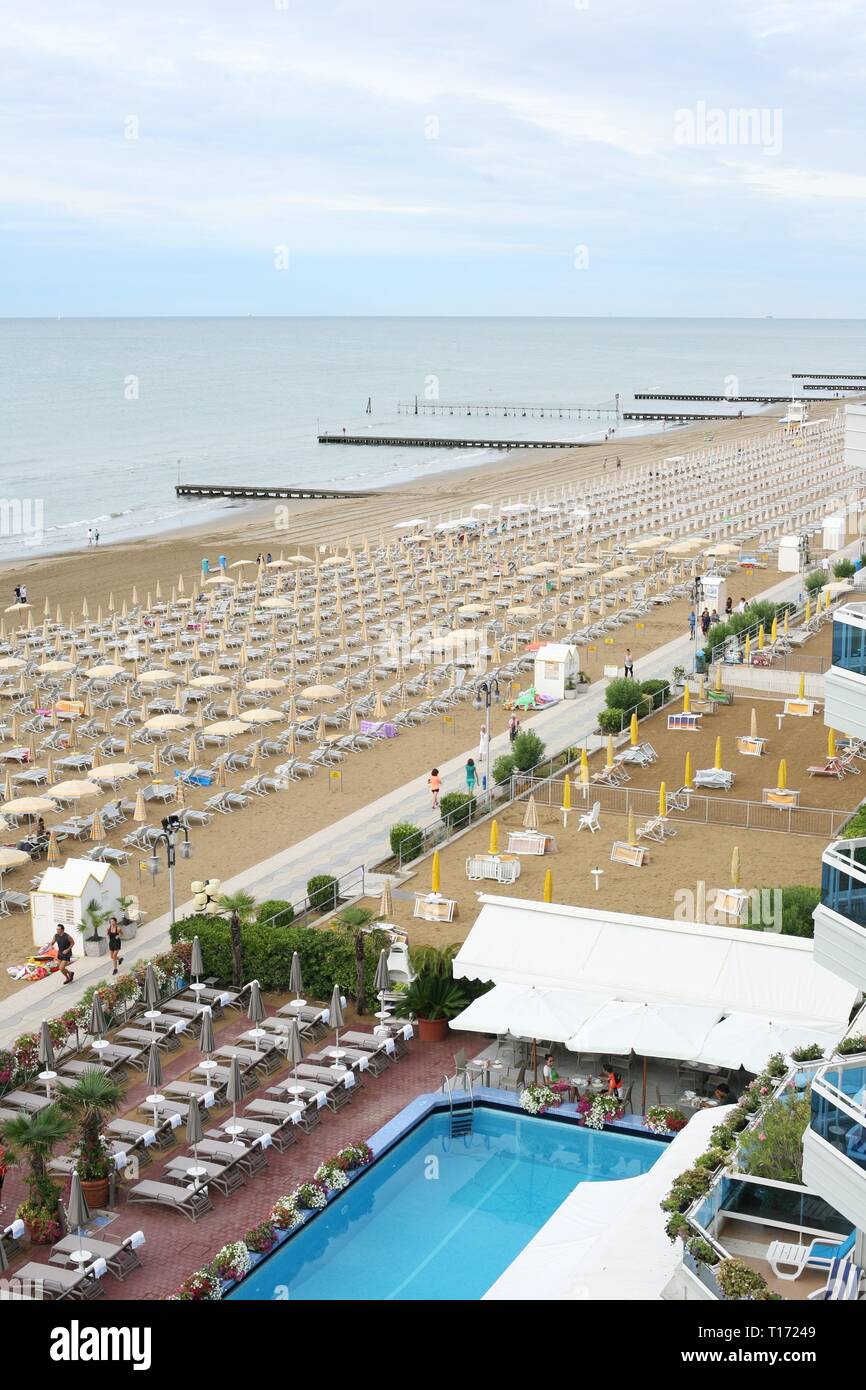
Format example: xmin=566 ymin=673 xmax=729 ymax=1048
xmin=473 ymin=677 xmax=501 ymax=794
xmin=147 ymin=814 xmax=192 ymax=927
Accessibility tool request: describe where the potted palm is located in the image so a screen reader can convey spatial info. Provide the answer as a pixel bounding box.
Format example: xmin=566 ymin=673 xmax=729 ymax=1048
xmin=58 ymin=1069 xmax=125 ymax=1208
xmin=81 ymin=898 xmax=112 ymax=957
xmin=0 ymin=1105 xmax=74 ymax=1244
xmin=396 ymin=971 xmax=468 ymax=1042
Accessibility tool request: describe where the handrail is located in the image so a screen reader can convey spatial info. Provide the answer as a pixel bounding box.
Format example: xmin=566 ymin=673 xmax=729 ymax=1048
xmin=811 ymin=1062 xmax=866 ymax=1123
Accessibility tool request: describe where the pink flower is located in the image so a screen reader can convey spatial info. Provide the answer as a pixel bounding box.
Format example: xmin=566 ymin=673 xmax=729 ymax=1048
xmin=758 ymin=1132 xmax=767 ymax=1142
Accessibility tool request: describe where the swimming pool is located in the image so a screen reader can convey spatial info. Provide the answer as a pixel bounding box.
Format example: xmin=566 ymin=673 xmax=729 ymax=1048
xmin=229 ymin=1104 xmax=663 ymax=1301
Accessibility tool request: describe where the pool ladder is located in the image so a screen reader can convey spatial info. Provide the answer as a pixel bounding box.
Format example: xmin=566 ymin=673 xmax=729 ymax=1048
xmin=444 ymin=1072 xmax=475 ymax=1138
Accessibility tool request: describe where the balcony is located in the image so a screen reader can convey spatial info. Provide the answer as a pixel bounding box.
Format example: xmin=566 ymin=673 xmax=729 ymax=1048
xmin=814 ymin=839 xmax=866 ymax=990
xmin=803 ymin=1059 xmax=866 ymax=1233
xmin=825 ymin=604 xmax=866 ymax=740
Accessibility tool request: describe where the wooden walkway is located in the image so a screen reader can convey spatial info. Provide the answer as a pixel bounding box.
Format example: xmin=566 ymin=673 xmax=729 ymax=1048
xmin=317 ymin=433 xmax=588 ymax=450
xmin=633 ymin=393 xmax=842 ymax=404
xmin=176 ymin=482 xmax=381 ymax=500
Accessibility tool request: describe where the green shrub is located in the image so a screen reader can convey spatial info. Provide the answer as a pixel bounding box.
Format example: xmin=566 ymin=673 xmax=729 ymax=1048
xmin=605 ymin=677 xmax=643 ymax=711
xmin=306 ymin=875 xmax=339 ymax=912
xmin=389 ymin=822 xmax=422 ymax=862
xmin=492 ymin=753 xmax=516 ymax=785
xmin=665 ymin=1212 xmax=690 ymax=1242
xmin=169 ymin=916 xmax=389 ymax=1006
xmin=746 ymin=885 xmax=819 ymax=938
xmin=256 ymin=899 xmax=294 ymax=928
xmin=737 ymin=1092 xmax=810 ymax=1184
xmin=842 ymin=806 xmax=866 ymax=839
xmin=687 ymin=1236 xmax=719 ymax=1267
xmin=805 ymin=568 xmax=826 ymax=593
xmin=597 ymin=707 xmax=626 ymax=734
xmin=709 ymin=1124 xmax=735 ymax=1151
xmin=694 ymin=1148 xmax=727 ymax=1172
xmin=716 ymin=1258 xmax=768 ymax=1300
xmin=511 ymin=730 xmax=545 ymax=772
xmin=837 ymin=1033 xmax=866 ymax=1056
xmin=439 ymin=791 xmax=476 ymax=831
xmin=790 ymin=1042 xmax=824 ymax=1062
xmin=834 ymin=557 xmax=855 ymax=580
xmin=639 ymin=678 xmax=669 ymax=711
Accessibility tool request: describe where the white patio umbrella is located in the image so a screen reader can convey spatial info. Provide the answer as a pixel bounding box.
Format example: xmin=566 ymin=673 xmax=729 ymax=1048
xmin=567 ymin=1000 xmax=723 ymax=1111
xmin=694 ymin=1014 xmax=841 ymax=1075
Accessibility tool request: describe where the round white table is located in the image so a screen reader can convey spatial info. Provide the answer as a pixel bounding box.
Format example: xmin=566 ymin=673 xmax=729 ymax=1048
xmin=67 ymin=1249 xmax=92 ymax=1265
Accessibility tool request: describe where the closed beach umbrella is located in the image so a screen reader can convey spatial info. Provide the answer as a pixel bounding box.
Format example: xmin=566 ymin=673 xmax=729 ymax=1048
xmin=731 ymin=846 xmax=741 ymax=889
xmin=659 ymin=781 xmax=667 ymax=818
xmin=605 ymin=735 xmax=614 ymax=769
xmin=431 ymin=848 xmax=441 ymax=893
xmin=523 ymin=794 xmax=539 ymax=830
xmin=190 ymin=935 xmax=204 ymax=983
xmin=684 ymin=750 xmax=693 ymax=789
xmin=798 ymin=671 xmax=805 ymax=699
xmin=146 ymin=1041 xmax=163 ymax=1090
xmin=46 ymin=829 xmax=60 ymax=863
xmin=682 ymin=684 xmax=690 ymax=714
xmin=750 ymin=707 xmax=757 ymax=738
xmin=38 ymin=1019 xmax=56 ymax=1074
xmin=374 ymin=948 xmax=392 ymax=1021
xmin=778 ymin=758 xmax=787 ymax=790
xmin=133 ymin=789 xmax=147 ymax=822
xmin=488 ymin=818 xmax=499 ymax=855
xmin=226 ymin=1054 xmax=244 ymax=1132
xmin=579 ymin=747 xmax=589 ymax=786
xmin=289 ymin=950 xmax=304 ymax=1000
xmin=285 ymin=1016 xmax=304 ymax=1071
xmin=186 ymin=1098 xmax=204 ymax=1174
xmin=329 ymin=983 xmax=345 ymax=1052
xmin=627 ymin=807 xmax=637 ymax=846
xmin=143 ymin=962 xmax=160 ymax=1009
xmin=67 ymin=1172 xmax=91 ymax=1265
xmin=90 ymin=807 xmax=105 ymax=843
xmin=714 ymin=736 xmax=722 ymax=770
xmin=247 ymin=980 xmax=266 ymax=1029
xmin=198 ymin=1008 xmax=215 ymax=1057
xmin=379 ymin=877 xmax=393 ymax=918
xmin=827 ymin=728 xmax=836 ymax=759
xmin=89 ymin=994 xmax=107 ymax=1041
xmin=695 ymin=880 xmax=707 ymax=924
xmin=543 ymin=868 xmax=553 ymax=903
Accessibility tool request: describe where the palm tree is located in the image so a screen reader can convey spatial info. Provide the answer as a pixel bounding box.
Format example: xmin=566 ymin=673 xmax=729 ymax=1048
xmin=219 ymin=890 xmax=256 ymax=988
xmin=409 ymin=943 xmax=460 ymax=978
xmin=0 ymin=1105 xmax=74 ymax=1217
xmin=58 ymin=1070 xmax=124 ymax=1183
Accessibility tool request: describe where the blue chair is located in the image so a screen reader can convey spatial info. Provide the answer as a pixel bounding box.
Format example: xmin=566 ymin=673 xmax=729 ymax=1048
xmin=768 ymin=1228 xmax=856 ymax=1280
xmin=846 ymin=1126 xmax=866 ymax=1164
xmin=808 ymin=1257 xmax=863 ymax=1301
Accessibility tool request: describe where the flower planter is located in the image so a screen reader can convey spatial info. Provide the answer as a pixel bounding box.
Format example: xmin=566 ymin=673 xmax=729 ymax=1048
xmin=417 ymin=1017 xmax=448 ymax=1043
xmin=80 ymin=1176 xmax=109 ymax=1209
xmin=120 ymin=921 xmax=138 ymax=941
xmin=83 ymin=938 xmax=108 ymax=958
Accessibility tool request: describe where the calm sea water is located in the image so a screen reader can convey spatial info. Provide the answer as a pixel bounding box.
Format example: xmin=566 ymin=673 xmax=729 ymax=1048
xmin=1 ymin=317 xmax=863 ymax=557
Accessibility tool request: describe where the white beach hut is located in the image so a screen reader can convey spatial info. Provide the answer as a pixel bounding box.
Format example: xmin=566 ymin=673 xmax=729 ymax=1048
xmin=30 ymin=858 xmax=121 ymax=949
xmin=533 ymin=643 xmax=580 ymax=700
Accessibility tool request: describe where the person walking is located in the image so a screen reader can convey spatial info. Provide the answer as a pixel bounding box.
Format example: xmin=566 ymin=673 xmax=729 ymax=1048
xmin=465 ymin=758 xmax=477 ymax=794
xmin=87 ymin=526 xmax=94 ymax=547
xmin=623 ymin=648 xmax=634 ymax=679
xmin=107 ymin=916 xmax=124 ymax=976
xmin=428 ymin=767 xmax=441 ymax=810
xmin=478 ymin=725 xmax=489 ymax=764
xmin=688 ymin=609 xmax=696 ymax=640
xmin=508 ymin=715 xmax=519 ymax=744
xmin=700 ymin=608 xmax=711 ymax=637
xmin=53 ymin=923 xmax=75 ymax=985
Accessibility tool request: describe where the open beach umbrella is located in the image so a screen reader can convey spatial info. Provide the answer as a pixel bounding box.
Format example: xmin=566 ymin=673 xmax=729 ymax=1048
xmin=190 ymin=935 xmax=204 ymax=984
xmin=226 ymin=1054 xmax=244 ymax=1133
xmin=0 ymin=846 xmax=33 ymax=872
xmin=67 ymin=1172 xmax=91 ymax=1267
xmin=289 ymin=950 xmax=304 ymax=1001
xmin=329 ymin=983 xmax=345 ymax=1052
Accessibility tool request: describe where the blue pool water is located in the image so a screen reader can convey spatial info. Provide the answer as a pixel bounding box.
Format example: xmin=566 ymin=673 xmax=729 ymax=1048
xmin=229 ymin=1105 xmax=662 ymax=1301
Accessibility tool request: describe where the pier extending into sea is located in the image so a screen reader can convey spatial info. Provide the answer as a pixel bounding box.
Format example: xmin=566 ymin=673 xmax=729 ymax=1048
xmin=176 ymin=482 xmax=381 ymax=500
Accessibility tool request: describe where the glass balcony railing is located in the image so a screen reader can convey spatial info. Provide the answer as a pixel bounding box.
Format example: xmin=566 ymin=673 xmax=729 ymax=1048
xmin=810 ymin=1061 xmax=866 ymax=1175
xmin=832 ymin=613 xmax=866 ymax=678
xmin=820 ymin=840 xmax=866 ymax=930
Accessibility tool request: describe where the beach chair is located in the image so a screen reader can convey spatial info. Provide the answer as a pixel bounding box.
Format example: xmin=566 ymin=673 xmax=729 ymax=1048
xmin=667 ymin=786 xmax=691 ymax=812
xmin=163 ymin=1152 xmax=247 ymax=1196
xmin=610 ymin=841 xmax=648 ymax=867
xmin=12 ymin=1261 xmax=105 ymax=1301
xmin=577 ymin=801 xmax=601 ymax=833
xmin=694 ymin=768 xmax=734 ymax=790
xmin=807 ymin=759 xmax=845 ymax=779
xmin=127 ymin=1179 xmax=214 ymax=1221
xmin=49 ymin=1232 xmax=145 ymax=1283
xmin=767 ymin=1228 xmax=855 ymax=1280
xmin=807 ymin=1257 xmax=863 ymax=1301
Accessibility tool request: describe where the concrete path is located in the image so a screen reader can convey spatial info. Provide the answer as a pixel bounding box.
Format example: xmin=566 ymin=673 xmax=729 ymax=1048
xmin=0 ymin=561 xmax=833 ymax=1046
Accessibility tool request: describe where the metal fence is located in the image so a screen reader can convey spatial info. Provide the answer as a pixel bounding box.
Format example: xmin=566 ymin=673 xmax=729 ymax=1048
xmin=511 ymin=771 xmax=849 ymax=839
xmin=258 ymin=863 xmax=367 ymax=926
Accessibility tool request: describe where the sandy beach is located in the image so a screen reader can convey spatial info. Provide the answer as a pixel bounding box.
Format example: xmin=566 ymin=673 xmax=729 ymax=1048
xmin=0 ymin=401 xmax=848 ymax=998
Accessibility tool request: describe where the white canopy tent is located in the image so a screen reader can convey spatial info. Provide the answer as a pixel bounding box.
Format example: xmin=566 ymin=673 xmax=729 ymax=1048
xmin=451 ymin=897 xmax=856 ymax=1072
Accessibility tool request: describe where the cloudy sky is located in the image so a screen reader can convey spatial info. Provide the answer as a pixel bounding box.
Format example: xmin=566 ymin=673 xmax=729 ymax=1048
xmin=2 ymin=0 xmax=865 ymax=315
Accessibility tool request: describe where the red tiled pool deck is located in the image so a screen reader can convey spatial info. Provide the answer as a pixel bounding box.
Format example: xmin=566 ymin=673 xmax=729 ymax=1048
xmin=2 ymin=1016 xmax=486 ymax=1301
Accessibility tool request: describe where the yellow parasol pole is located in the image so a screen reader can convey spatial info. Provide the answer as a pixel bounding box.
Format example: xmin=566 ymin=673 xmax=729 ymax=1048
xmin=684 ymin=750 xmax=693 ymax=788
xmin=714 ymin=736 xmax=722 ymax=770
xmin=543 ymin=869 xmax=553 ymax=904
xmin=777 ymin=758 xmax=787 ymax=790
xmin=658 ymin=781 xmax=667 ymax=817
xmin=488 ymin=819 xmax=499 ymax=855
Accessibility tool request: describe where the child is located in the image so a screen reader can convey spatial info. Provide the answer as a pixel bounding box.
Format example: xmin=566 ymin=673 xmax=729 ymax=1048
xmin=428 ymin=767 xmax=441 ymax=809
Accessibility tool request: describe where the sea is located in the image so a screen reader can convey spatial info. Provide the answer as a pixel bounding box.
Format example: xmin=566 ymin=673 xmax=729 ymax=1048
xmin=1 ymin=316 xmax=863 ymax=559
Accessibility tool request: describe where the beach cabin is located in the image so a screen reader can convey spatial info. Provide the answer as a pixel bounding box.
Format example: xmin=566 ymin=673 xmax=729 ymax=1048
xmin=777 ymin=534 xmax=803 ymax=574
xmin=844 ymin=403 xmax=866 ymax=471
xmin=533 ymin=643 xmax=580 ymax=700
xmin=699 ymin=572 xmax=727 ymax=617
xmin=823 ymin=514 xmax=847 ymax=552
xmin=30 ymin=858 xmax=121 ymax=949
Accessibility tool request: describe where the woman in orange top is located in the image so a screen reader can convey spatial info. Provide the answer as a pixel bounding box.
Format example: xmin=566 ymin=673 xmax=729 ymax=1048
xmin=428 ymin=768 xmax=441 ymax=809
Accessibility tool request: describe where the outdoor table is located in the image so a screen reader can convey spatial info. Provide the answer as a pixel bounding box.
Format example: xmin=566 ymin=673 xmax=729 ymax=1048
xmin=467 ymin=1058 xmax=503 ymax=1087
xmin=66 ymin=1248 xmax=93 ymax=1265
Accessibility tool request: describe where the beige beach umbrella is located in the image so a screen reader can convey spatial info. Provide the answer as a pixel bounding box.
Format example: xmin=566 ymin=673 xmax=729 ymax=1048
xmin=133 ymin=789 xmax=147 ymax=821
xmin=89 ymin=762 xmax=138 ymax=785
xmin=316 ymin=713 xmax=327 ymax=741
xmin=244 ymin=677 xmax=285 ymax=694
xmin=523 ymin=795 xmax=539 ymax=830
xmin=348 ymin=707 xmax=359 ymax=735
xmin=216 ymin=759 xmax=227 ymax=788
xmin=175 ymin=778 xmax=186 ymax=808
xmin=203 ymin=719 xmax=247 ymax=738
xmin=143 ymin=713 xmax=192 ymax=732
xmin=373 ymin=691 xmax=387 ymax=720
xmin=0 ymin=847 xmax=30 ymax=870
xmin=302 ymin=683 xmax=342 ymax=701
xmin=46 ymin=830 xmax=60 ymax=864
xmin=3 ymin=795 xmax=56 ymax=818
xmin=90 ymin=807 xmax=106 ymax=843
xmin=49 ymin=779 xmax=101 ymax=802
xmin=731 ymin=846 xmax=741 ymax=889
xmin=124 ymin=728 xmax=133 ymax=756
xmin=151 ymin=746 xmax=162 ymax=776
xmin=249 ymin=740 xmax=260 ymax=771
xmin=750 ymin=707 xmax=758 ymax=738
xmin=189 ymin=673 xmax=231 ymax=690
xmin=239 ymin=707 xmax=282 ymax=726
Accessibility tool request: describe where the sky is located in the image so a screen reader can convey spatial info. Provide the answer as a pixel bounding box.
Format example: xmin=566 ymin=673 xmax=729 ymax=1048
xmin=2 ymin=0 xmax=865 ymax=316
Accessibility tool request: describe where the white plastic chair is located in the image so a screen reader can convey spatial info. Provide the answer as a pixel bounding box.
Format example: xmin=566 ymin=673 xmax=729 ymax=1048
xmin=578 ymin=801 xmax=601 ymax=833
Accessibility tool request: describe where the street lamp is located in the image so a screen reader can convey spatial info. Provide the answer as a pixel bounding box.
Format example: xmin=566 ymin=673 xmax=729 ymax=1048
xmin=473 ymin=677 xmax=501 ymax=794
xmin=147 ymin=814 xmax=192 ymax=926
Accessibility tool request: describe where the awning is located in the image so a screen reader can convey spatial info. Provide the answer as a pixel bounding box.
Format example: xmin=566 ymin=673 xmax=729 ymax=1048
xmin=567 ymin=1000 xmax=722 ymax=1062
xmin=451 ymin=984 xmax=613 ymax=1043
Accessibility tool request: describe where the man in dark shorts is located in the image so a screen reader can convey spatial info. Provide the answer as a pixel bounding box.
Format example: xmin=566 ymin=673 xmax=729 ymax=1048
xmin=53 ymin=924 xmax=75 ymax=984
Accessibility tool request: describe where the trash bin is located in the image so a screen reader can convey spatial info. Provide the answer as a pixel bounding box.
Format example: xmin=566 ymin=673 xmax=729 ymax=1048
xmin=218 ymin=554 xmax=227 ymax=570
xmin=201 ymin=557 xmax=210 ymax=575
xmin=694 ymin=650 xmax=707 ymax=675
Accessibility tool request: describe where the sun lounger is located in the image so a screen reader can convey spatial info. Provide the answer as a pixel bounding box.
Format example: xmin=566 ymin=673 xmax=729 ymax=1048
xmin=807 ymin=1257 xmax=863 ymax=1301
xmin=768 ymin=1228 xmax=855 ymax=1280
xmin=694 ymin=768 xmax=734 ymax=790
xmin=4 ymin=1090 xmax=52 ymax=1113
xmin=211 ymin=1116 xmax=297 ymax=1152
xmin=808 ymin=759 xmax=845 ymax=780
xmin=610 ymin=841 xmax=648 ymax=867
xmin=163 ymin=1153 xmax=247 ymax=1196
xmin=50 ymin=1231 xmax=145 ymax=1282
xmin=127 ymin=1179 xmax=214 ymax=1221
xmin=246 ymin=1095 xmax=321 ymax=1130
xmin=13 ymin=1260 xmax=104 ymax=1300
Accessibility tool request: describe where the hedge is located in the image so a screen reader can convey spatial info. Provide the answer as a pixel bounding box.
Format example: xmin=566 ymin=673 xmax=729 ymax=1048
xmin=511 ymin=730 xmax=546 ymax=772
xmin=389 ymin=821 xmax=422 ymax=862
xmin=170 ymin=915 xmax=389 ymax=1006
xmin=639 ymin=678 xmax=668 ymax=711
xmin=598 ymin=707 xmax=627 ymax=734
xmin=307 ymin=875 xmax=339 ymax=911
xmin=256 ymin=899 xmax=295 ymax=928
xmin=439 ymin=791 xmax=476 ymax=831
xmin=492 ymin=753 xmax=516 ymax=785
xmin=605 ymin=677 xmax=643 ymax=712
